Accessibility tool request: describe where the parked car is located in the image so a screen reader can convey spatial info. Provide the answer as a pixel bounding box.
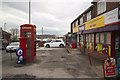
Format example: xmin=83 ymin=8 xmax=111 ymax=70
xmin=6 ymin=42 xmax=19 ymax=52
xmin=44 ymin=39 xmax=65 ymax=48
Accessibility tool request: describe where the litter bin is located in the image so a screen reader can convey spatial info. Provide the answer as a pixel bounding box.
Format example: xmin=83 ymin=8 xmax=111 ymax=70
xmin=72 ymin=43 xmax=76 ymax=48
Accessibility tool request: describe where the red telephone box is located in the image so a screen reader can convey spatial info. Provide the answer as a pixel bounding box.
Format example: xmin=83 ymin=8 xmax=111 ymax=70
xmin=20 ymin=24 xmax=36 ymax=62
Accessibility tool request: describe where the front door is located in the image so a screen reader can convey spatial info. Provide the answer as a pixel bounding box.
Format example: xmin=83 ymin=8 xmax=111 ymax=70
xmin=115 ymin=31 xmax=120 ymax=57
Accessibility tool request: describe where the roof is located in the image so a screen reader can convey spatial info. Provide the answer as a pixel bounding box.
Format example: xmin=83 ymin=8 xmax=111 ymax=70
xmin=71 ymin=4 xmax=94 ymax=24
xmin=20 ymin=24 xmax=36 ymax=28
xmin=2 ymin=30 xmax=11 ymax=35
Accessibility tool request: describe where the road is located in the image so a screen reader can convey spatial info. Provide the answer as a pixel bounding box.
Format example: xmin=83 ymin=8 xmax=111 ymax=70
xmin=2 ymin=48 xmax=104 ymax=80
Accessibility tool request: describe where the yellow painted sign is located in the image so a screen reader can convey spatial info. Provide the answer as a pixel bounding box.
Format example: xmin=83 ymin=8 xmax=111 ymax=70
xmin=73 ymin=26 xmax=79 ymax=33
xmin=85 ymin=15 xmax=105 ymax=30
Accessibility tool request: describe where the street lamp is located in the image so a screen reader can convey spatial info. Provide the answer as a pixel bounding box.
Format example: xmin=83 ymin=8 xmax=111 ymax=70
xmin=29 ymin=0 xmax=31 ymax=24
xmin=4 ymin=22 xmax=7 ymax=31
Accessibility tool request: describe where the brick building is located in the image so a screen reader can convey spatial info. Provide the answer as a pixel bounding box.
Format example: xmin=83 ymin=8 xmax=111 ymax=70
xmin=70 ymin=0 xmax=120 ymax=58
xmin=0 ymin=28 xmax=11 ymax=49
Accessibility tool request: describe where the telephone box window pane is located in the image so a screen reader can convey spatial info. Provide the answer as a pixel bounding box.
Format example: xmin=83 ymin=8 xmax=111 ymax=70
xmin=96 ymin=33 xmax=99 ymax=43
xmin=100 ymin=33 xmax=104 ymax=44
xmin=106 ymin=32 xmax=111 ymax=45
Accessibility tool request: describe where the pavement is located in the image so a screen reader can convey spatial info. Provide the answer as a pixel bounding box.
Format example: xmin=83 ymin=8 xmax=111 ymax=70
xmin=66 ymin=47 xmax=120 ymax=80
xmin=66 ymin=47 xmax=104 ymax=78
xmin=2 ymin=47 xmax=108 ymax=80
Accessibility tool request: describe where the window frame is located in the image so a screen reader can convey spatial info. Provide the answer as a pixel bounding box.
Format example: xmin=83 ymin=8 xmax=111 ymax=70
xmin=87 ymin=11 xmax=91 ymax=21
xmin=97 ymin=1 xmax=106 ymax=15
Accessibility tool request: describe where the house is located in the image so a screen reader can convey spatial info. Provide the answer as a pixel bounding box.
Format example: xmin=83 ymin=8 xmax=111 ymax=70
xmin=70 ymin=0 xmax=120 ymax=58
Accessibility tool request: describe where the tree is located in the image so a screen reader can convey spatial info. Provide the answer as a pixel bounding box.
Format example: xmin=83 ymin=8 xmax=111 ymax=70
xmin=10 ymin=28 xmax=19 ymax=41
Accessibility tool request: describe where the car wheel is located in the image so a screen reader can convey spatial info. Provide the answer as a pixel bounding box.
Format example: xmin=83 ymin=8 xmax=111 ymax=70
xmin=59 ymin=44 xmax=64 ymax=48
xmin=46 ymin=44 xmax=50 ymax=48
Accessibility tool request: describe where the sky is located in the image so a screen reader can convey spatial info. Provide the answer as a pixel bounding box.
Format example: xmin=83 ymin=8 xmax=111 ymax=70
xmin=1 ymin=0 xmax=93 ymax=35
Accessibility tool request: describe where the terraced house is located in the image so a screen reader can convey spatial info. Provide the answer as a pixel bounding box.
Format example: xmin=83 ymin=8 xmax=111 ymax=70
xmin=70 ymin=0 xmax=120 ymax=58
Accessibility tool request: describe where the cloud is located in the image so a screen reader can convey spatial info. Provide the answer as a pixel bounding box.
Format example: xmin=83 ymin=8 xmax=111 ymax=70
xmin=2 ymin=2 xmax=28 ymax=31
xmin=2 ymin=0 xmax=93 ymax=35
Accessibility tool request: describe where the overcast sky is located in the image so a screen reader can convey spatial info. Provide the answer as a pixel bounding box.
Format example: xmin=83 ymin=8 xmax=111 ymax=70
xmin=1 ymin=0 xmax=93 ymax=35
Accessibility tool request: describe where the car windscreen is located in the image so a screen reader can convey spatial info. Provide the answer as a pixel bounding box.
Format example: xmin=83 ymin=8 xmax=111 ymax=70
xmin=9 ymin=43 xmax=19 ymax=46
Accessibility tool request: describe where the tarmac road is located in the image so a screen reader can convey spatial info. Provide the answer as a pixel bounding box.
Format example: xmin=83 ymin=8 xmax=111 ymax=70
xmin=2 ymin=48 xmax=105 ymax=80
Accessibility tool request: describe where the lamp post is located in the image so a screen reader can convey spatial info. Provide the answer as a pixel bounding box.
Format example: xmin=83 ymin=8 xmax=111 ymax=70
xmin=42 ymin=27 xmax=43 ymax=41
xmin=4 ymin=22 xmax=7 ymax=31
xmin=29 ymin=0 xmax=31 ymax=24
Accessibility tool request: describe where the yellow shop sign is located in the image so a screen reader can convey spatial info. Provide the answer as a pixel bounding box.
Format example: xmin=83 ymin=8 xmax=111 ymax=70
xmin=73 ymin=26 xmax=79 ymax=33
xmin=85 ymin=15 xmax=105 ymax=30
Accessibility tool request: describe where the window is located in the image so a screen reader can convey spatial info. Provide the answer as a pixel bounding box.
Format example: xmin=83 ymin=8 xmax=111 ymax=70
xmin=97 ymin=0 xmax=106 ymax=14
xmin=89 ymin=34 xmax=92 ymax=43
xmin=91 ymin=34 xmax=94 ymax=43
xmin=80 ymin=17 xmax=83 ymax=25
xmin=56 ymin=40 xmax=61 ymax=42
xmin=76 ymin=20 xmax=78 ymax=26
xmin=96 ymin=33 xmax=99 ymax=43
xmin=87 ymin=11 xmax=91 ymax=21
xmin=106 ymin=32 xmax=111 ymax=45
xmin=86 ymin=34 xmax=89 ymax=42
xmin=80 ymin=35 xmax=83 ymax=42
xmin=100 ymin=33 xmax=104 ymax=44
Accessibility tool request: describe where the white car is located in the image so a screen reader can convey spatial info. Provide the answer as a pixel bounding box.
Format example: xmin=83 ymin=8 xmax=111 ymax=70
xmin=44 ymin=39 xmax=65 ymax=48
xmin=6 ymin=42 xmax=20 ymax=52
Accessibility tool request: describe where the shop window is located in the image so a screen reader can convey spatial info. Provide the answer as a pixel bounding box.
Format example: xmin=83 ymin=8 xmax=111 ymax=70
xmin=91 ymin=34 xmax=94 ymax=43
xmin=89 ymin=34 xmax=92 ymax=43
xmin=100 ymin=33 xmax=105 ymax=44
xmin=86 ymin=34 xmax=89 ymax=42
xmin=106 ymin=32 xmax=111 ymax=45
xmin=97 ymin=1 xmax=106 ymax=15
xmin=96 ymin=33 xmax=100 ymax=43
xmin=80 ymin=35 xmax=83 ymax=42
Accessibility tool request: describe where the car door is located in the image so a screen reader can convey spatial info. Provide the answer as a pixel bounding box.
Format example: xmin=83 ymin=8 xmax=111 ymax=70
xmin=50 ymin=40 xmax=56 ymax=47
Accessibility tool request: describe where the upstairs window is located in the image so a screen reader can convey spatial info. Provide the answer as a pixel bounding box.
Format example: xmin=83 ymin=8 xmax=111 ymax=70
xmin=87 ymin=11 xmax=91 ymax=21
xmin=97 ymin=0 xmax=106 ymax=15
xmin=76 ymin=20 xmax=78 ymax=26
xmin=80 ymin=16 xmax=83 ymax=25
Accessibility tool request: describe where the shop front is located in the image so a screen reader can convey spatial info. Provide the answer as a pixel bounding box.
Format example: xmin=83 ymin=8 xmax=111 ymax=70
xmin=83 ymin=7 xmax=120 ymax=58
xmin=72 ymin=25 xmax=79 ymax=48
xmin=71 ymin=33 xmax=77 ymax=48
xmin=79 ymin=25 xmax=85 ymax=53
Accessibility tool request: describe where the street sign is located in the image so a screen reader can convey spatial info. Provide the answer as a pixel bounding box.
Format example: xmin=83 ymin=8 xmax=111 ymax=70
xmin=16 ymin=48 xmax=23 ymax=64
xmin=103 ymin=58 xmax=116 ymax=78
xmin=16 ymin=48 xmax=23 ymax=57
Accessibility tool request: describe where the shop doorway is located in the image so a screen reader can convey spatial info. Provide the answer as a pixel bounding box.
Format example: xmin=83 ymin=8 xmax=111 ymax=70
xmin=114 ymin=31 xmax=120 ymax=57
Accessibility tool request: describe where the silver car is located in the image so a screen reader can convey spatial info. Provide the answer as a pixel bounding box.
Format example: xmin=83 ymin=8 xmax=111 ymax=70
xmin=6 ymin=42 xmax=19 ymax=52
